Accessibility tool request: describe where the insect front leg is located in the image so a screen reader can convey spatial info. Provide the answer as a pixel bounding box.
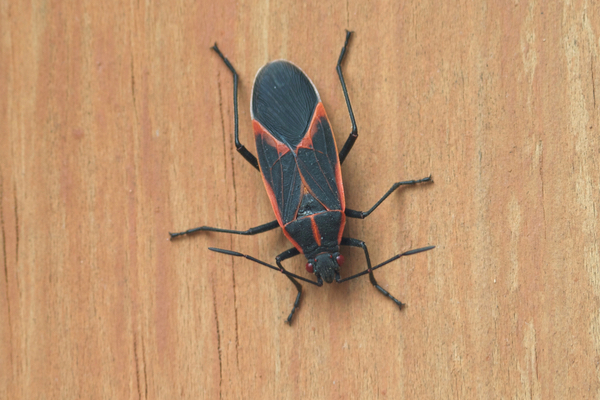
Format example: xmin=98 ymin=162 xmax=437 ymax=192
xmin=275 ymin=247 xmax=305 ymax=324
xmin=207 ymin=246 xmax=322 ymax=324
xmin=340 ymin=237 xmax=404 ymax=309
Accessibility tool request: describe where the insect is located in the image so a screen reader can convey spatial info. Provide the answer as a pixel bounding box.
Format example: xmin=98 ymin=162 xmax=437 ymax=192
xmin=170 ymin=31 xmax=433 ymax=324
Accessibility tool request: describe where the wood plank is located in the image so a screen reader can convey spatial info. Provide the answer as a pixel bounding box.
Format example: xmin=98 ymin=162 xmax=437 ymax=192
xmin=1 ymin=0 xmax=599 ymax=398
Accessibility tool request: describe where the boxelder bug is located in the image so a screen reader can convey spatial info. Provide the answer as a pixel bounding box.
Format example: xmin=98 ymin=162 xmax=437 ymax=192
xmin=170 ymin=31 xmax=433 ymax=324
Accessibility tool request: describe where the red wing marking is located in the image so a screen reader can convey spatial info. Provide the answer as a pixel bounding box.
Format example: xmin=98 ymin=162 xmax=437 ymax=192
xmin=296 ymin=102 xmax=345 ymax=211
xmin=297 ymin=103 xmax=328 ymax=150
xmin=253 ymin=120 xmax=288 ymax=226
xmin=253 ymin=104 xmax=346 ymax=253
xmin=253 ymin=120 xmax=291 ymax=163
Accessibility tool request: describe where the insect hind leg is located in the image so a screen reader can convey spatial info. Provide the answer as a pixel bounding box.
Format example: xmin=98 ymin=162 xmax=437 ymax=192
xmin=211 ymin=44 xmax=260 ymax=171
xmin=336 ymin=30 xmax=358 ymax=165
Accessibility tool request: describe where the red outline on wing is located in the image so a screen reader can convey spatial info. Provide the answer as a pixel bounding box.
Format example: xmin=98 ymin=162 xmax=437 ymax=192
xmin=253 ymin=102 xmax=347 ymax=252
xmin=297 ymin=102 xmax=346 ymax=242
xmin=296 ymin=102 xmax=346 ymax=212
xmin=253 ymin=119 xmax=302 ymax=252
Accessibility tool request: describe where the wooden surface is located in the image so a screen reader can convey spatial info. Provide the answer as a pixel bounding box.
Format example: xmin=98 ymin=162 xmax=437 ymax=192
xmin=1 ymin=0 xmax=599 ymax=398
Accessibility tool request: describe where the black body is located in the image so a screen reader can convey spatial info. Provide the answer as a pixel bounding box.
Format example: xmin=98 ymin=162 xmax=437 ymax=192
xmin=170 ymin=31 xmax=434 ymax=324
xmin=251 ymin=60 xmax=346 ymax=277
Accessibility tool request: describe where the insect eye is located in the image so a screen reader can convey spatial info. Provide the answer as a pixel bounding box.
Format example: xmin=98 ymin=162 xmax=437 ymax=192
xmin=306 ymin=262 xmax=314 ymax=273
xmin=336 ymin=254 xmax=345 ymax=266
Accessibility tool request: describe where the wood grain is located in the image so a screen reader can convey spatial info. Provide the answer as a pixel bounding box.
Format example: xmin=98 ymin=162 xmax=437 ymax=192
xmin=2 ymin=0 xmax=599 ymax=398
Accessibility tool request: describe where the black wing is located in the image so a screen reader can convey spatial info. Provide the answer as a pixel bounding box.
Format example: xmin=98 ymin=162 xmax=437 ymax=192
xmin=252 ymin=60 xmax=344 ymax=226
xmin=296 ymin=108 xmax=343 ymax=212
xmin=255 ymin=129 xmax=303 ymax=225
xmin=254 ymin=103 xmax=344 ymax=225
xmin=251 ymin=60 xmax=319 ymax=149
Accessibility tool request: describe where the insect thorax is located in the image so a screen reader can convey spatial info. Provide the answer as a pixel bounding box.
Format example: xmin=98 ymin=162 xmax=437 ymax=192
xmin=284 ymin=191 xmax=344 ymax=258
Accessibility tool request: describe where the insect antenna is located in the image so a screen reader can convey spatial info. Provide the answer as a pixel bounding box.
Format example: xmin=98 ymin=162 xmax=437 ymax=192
xmin=336 ymin=245 xmax=435 ymax=283
xmin=209 ymin=247 xmax=322 ymax=286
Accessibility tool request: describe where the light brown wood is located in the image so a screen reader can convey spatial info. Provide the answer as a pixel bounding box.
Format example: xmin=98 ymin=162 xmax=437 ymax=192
xmin=2 ymin=0 xmax=599 ymax=398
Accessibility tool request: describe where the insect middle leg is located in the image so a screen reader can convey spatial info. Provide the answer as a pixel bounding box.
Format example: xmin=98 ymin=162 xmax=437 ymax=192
xmin=345 ymin=176 xmax=432 ymax=219
xmin=340 ymin=237 xmax=404 ymax=308
xmin=169 ymin=219 xmax=279 ymax=239
xmin=211 ymin=44 xmax=260 ymax=171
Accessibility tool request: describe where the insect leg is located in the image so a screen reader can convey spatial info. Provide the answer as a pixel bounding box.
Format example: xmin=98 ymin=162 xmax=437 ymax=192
xmin=345 ymin=176 xmax=432 ymax=219
xmin=211 ymin=44 xmax=260 ymax=171
xmin=340 ymin=237 xmax=404 ymax=309
xmin=209 ymin=247 xmax=321 ymax=287
xmin=208 ymin=247 xmax=322 ymax=324
xmin=169 ymin=219 xmax=279 ymax=239
xmin=337 ymin=245 xmax=434 ymax=283
xmin=336 ymin=30 xmax=358 ymax=165
xmin=276 ymin=248 xmax=308 ymax=324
